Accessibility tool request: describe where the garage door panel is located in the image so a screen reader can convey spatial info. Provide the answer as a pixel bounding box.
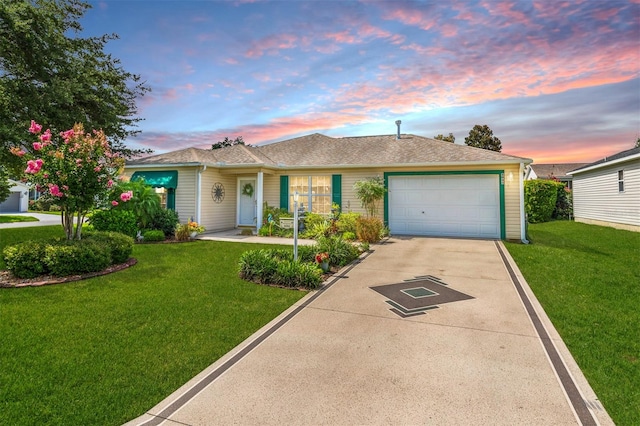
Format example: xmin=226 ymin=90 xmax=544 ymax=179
xmin=389 ymin=175 xmax=501 ymax=239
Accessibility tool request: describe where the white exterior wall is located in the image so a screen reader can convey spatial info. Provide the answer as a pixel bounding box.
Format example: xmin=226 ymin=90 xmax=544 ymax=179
xmin=573 ymin=159 xmax=640 ymax=229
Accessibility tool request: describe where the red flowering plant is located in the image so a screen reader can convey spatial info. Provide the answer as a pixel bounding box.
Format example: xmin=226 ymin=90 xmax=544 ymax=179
xmin=10 ymin=121 xmax=127 ymax=240
xmin=315 ymin=252 xmax=329 ymax=264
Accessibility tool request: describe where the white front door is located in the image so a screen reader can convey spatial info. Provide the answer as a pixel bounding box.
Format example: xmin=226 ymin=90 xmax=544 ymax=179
xmin=238 ymin=179 xmax=256 ymax=226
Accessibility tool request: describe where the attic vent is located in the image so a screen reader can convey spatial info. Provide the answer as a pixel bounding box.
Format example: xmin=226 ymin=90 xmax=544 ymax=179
xmin=395 ymin=120 xmax=401 ymax=140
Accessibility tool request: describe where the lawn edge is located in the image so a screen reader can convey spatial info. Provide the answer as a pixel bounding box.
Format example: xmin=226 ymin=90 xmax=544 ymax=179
xmin=499 ymin=241 xmax=614 ymax=426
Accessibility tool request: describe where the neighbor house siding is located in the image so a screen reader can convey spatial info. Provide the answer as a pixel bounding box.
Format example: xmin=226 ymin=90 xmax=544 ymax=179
xmin=573 ymin=159 xmax=640 ymax=230
xmin=200 ymin=169 xmax=237 ymax=232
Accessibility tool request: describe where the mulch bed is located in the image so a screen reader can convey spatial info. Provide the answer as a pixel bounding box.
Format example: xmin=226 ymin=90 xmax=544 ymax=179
xmin=0 ymin=258 xmax=138 ymax=288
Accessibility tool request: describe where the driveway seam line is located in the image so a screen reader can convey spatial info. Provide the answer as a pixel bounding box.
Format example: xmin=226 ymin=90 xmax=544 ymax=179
xmin=135 ymin=249 xmax=373 ymax=426
xmin=495 ymin=241 xmax=597 ymax=426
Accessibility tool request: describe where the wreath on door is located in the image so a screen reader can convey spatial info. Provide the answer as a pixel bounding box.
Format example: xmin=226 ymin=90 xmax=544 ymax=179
xmin=241 ymin=182 xmax=254 ymax=198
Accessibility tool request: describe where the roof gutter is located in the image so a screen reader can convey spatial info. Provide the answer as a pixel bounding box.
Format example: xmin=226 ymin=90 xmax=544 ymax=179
xmin=568 ymin=152 xmax=640 ymax=175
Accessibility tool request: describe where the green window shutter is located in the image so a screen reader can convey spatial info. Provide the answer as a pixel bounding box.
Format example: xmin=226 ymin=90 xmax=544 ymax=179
xmin=280 ymin=175 xmax=289 ymax=210
xmin=167 ymin=188 xmax=176 ymax=210
xmin=331 ymin=174 xmax=342 ymax=208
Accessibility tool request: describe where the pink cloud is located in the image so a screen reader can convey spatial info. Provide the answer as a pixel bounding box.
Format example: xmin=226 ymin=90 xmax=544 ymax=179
xmin=245 ymin=33 xmax=297 ymax=58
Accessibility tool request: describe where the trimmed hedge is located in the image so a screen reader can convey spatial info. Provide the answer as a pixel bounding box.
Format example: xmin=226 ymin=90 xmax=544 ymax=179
xmin=142 ymin=229 xmax=165 ymax=242
xmin=88 ymin=209 xmax=138 ymax=237
xmin=2 ymin=231 xmax=134 ymax=279
xmin=356 ymin=217 xmax=383 ymax=243
xmin=524 ymin=180 xmax=566 ymax=223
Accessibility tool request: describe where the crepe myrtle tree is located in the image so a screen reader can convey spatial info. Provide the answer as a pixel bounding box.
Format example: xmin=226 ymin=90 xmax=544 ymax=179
xmin=10 ymin=120 xmax=129 ymax=240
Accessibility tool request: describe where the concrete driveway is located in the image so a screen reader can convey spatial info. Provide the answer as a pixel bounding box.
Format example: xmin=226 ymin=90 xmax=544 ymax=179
xmin=126 ymin=237 xmax=612 ymax=426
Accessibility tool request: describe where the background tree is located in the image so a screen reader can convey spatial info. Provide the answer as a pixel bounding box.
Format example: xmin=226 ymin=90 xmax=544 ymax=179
xmin=212 ymin=136 xmax=247 ymax=150
xmin=635 ymin=137 xmax=640 ymax=148
xmin=433 ymin=133 xmax=455 ymax=143
xmin=0 ymin=0 xmax=150 ymax=174
xmin=0 ymin=167 xmax=11 ymax=203
xmin=464 ymin=124 xmax=502 ymax=152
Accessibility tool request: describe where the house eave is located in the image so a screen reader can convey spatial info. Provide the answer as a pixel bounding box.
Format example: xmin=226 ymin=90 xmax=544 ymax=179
xmin=568 ymin=153 xmax=640 ymax=175
xmin=272 ymin=159 xmax=533 ymax=170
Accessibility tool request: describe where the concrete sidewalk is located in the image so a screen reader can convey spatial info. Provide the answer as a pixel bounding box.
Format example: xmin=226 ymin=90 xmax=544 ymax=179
xmin=126 ymin=237 xmax=612 ymax=426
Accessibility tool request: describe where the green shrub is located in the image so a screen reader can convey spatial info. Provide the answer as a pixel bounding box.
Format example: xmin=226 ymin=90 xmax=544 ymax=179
xmin=524 ymin=180 xmax=564 ymax=223
xmin=303 ymin=212 xmax=326 ymax=230
xmin=85 ymin=231 xmax=134 ymax=264
xmin=2 ymin=241 xmax=50 ymax=278
xmin=296 ymin=244 xmax=319 ymax=264
xmin=356 ymin=217 xmax=383 ymax=243
xmin=316 ymin=235 xmax=360 ymax=267
xmin=238 ymin=249 xmax=280 ymax=283
xmin=148 ymin=209 xmax=179 ymax=238
xmin=89 ymin=209 xmax=138 ymax=237
xmin=43 ymin=240 xmax=111 ymax=276
xmin=553 ymin=186 xmax=573 ymax=220
xmin=142 ymin=229 xmax=165 ymax=242
xmin=302 ymin=220 xmax=330 ymax=239
xmin=29 ymin=196 xmax=58 ymax=212
xmin=336 ymin=212 xmax=360 ymax=234
xmin=273 ymin=260 xmax=322 ymax=289
xmin=342 ymin=231 xmax=356 ymax=241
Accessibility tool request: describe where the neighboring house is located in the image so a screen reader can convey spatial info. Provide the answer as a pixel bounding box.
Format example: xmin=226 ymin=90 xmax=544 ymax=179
xmin=525 ymin=163 xmax=588 ymax=189
xmin=0 ymin=179 xmax=30 ymax=213
xmin=125 ymin=133 xmax=532 ymax=241
xmin=568 ymin=147 xmax=640 ymax=232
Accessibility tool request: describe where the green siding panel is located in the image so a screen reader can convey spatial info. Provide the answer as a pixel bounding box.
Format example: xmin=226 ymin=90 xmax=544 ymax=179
xmin=332 ymin=174 xmax=342 ymax=208
xmin=280 ymin=175 xmax=289 ymax=210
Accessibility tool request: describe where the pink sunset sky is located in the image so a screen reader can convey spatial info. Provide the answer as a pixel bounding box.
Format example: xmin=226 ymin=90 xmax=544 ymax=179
xmin=82 ymin=0 xmax=640 ymax=163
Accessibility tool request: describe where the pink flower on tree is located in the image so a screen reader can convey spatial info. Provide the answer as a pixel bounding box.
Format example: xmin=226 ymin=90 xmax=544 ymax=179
xmin=94 ymin=166 xmax=101 ymax=172
xmin=120 ymin=191 xmax=133 ymax=202
xmin=49 ymin=184 xmax=64 ymax=197
xmin=107 ymin=179 xmax=114 ymax=188
xmin=29 ymin=120 xmax=42 ymax=134
xmin=111 ymin=200 xmax=119 ymax=206
xmin=40 ymin=129 xmax=52 ymax=143
xmin=25 ymin=159 xmax=44 ymax=174
xmin=10 ymin=147 xmax=25 ymax=157
xmin=60 ymin=129 xmax=75 ymax=142
xmin=33 ymin=142 xmax=43 ymax=151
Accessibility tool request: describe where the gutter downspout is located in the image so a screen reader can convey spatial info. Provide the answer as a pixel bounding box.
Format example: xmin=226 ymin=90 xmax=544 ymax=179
xmin=256 ymin=171 xmax=264 ymax=233
xmin=519 ymin=162 xmax=529 ymax=244
xmin=196 ymin=165 xmax=207 ymax=224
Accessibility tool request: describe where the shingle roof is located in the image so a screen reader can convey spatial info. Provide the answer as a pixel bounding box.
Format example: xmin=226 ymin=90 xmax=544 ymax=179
xmin=127 ymin=133 xmax=532 ymax=168
xmin=529 ymin=163 xmax=589 ymax=179
xmin=570 ymin=147 xmax=640 ymax=173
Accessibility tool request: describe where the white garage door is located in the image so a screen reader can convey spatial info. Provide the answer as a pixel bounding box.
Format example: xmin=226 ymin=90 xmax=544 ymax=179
xmin=388 ymin=175 xmax=501 ymax=239
xmin=0 ymin=192 xmax=21 ymax=213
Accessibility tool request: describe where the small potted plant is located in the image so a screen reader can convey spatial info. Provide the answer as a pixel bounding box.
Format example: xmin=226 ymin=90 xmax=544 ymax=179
xmin=188 ymin=220 xmax=205 ymax=238
xmin=315 ymin=252 xmax=330 ymax=272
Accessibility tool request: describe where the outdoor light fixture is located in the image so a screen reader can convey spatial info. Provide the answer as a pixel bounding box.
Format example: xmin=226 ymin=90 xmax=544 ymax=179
xmin=293 ymin=191 xmax=299 ymax=261
xmin=507 ymin=171 xmax=514 ymax=183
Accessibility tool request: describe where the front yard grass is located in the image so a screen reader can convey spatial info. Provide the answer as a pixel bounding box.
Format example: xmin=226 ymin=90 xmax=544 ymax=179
xmin=505 ymin=221 xmax=640 ymax=426
xmin=0 ymin=215 xmax=39 ymax=223
xmin=0 ymin=226 xmax=307 ymax=425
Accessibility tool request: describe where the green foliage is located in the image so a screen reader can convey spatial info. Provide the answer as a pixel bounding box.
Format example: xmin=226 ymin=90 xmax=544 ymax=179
xmin=238 ymin=249 xmax=280 ymax=284
xmin=148 ymin=208 xmax=179 ymax=238
xmin=175 ymin=223 xmax=192 ymax=241
xmin=524 ymin=180 xmax=564 ymax=223
xmin=356 ymin=216 xmax=384 ymax=243
xmin=2 ymin=241 xmax=50 ymax=278
xmin=0 ymin=0 xmax=150 ymax=173
xmin=464 ymin=124 xmax=502 ymax=152
xmin=273 ymin=260 xmax=322 ymax=289
xmin=142 ymin=230 xmax=164 ymax=242
xmin=211 ymin=136 xmax=247 ymax=150
xmin=354 ymin=176 xmax=387 ymax=217
xmin=553 ymin=185 xmax=573 ymax=220
xmin=342 ymin=231 xmax=356 ymax=241
xmin=88 ymin=209 xmax=138 ymax=237
xmin=336 ymin=212 xmax=360 ymax=234
xmin=303 ymin=220 xmax=331 ymax=239
xmin=111 ymin=180 xmax=161 ymax=229
xmin=0 ymin=167 xmax=10 ymax=203
xmin=84 ymin=231 xmax=133 ymax=263
xmin=303 ymin=212 xmax=326 ymax=229
xmin=316 ymin=235 xmax=360 ymax=267
xmin=29 ymin=196 xmax=60 ymax=212
xmin=261 ymin=202 xmax=290 ymax=236
xmin=44 ymin=239 xmax=111 ymax=276
xmin=433 ymin=133 xmax=455 ymax=143
xmin=296 ymin=244 xmax=319 ymax=263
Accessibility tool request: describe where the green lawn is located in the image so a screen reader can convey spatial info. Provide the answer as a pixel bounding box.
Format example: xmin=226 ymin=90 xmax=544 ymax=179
xmin=505 ymin=221 xmax=640 ymax=426
xmin=0 ymin=226 xmax=307 ymax=425
xmin=0 ymin=215 xmax=39 ymax=223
